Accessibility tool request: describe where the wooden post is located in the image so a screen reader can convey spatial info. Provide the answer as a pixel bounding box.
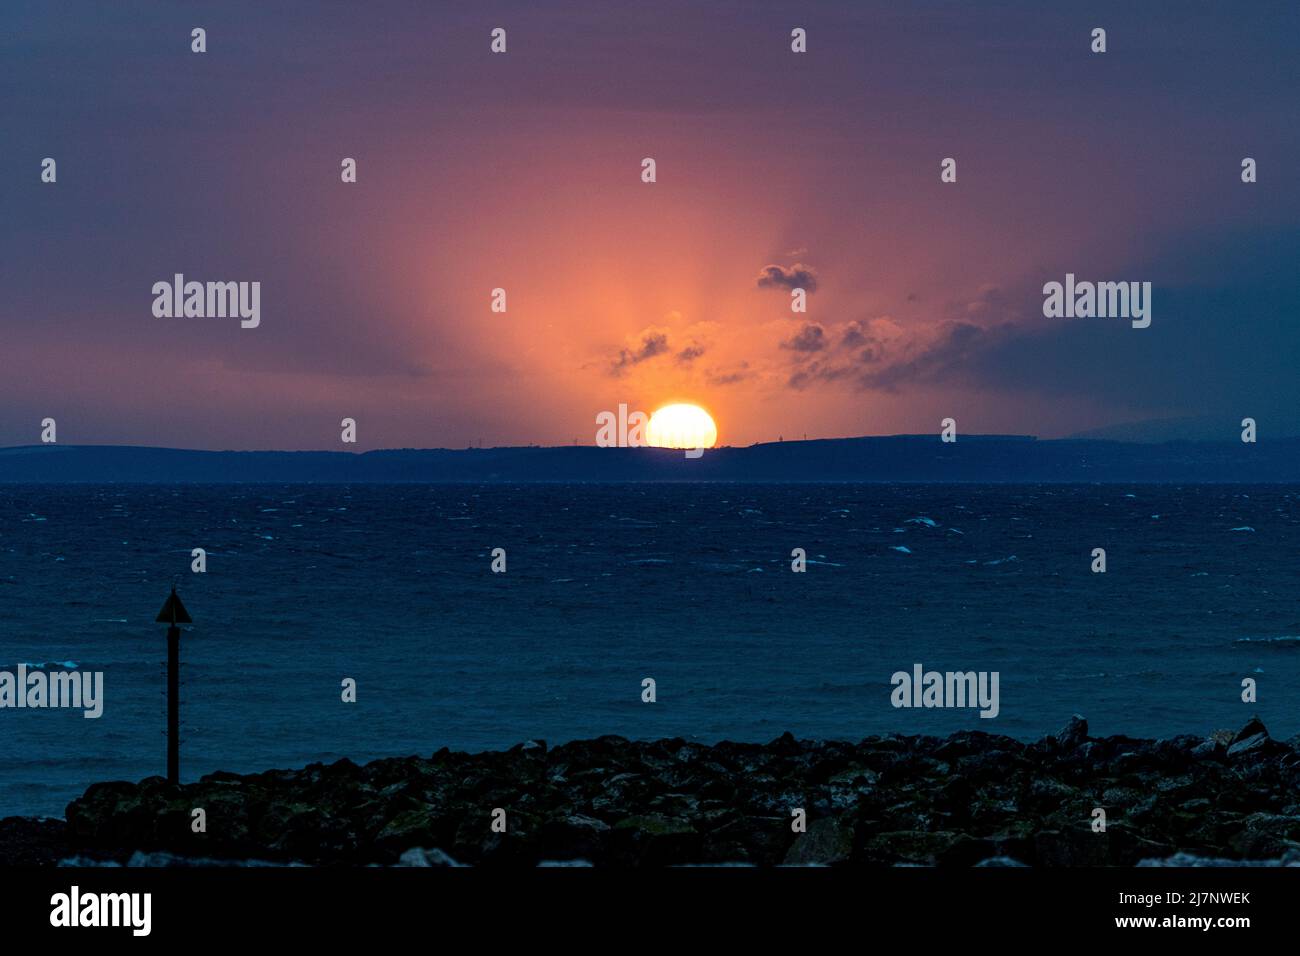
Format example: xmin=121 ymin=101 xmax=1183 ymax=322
xmin=156 ymin=586 xmax=192 ymax=785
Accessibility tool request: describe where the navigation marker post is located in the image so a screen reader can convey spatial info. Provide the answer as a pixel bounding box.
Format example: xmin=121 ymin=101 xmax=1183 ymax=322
xmin=155 ymin=585 xmax=192 ymax=784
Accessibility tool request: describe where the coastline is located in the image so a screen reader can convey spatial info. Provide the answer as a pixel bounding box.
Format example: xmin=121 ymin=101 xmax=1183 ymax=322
xmin=5 ymin=716 xmax=1299 ymax=867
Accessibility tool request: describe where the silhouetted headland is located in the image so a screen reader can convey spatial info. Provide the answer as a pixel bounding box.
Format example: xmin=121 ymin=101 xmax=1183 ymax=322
xmin=3 ymin=435 xmax=1298 ymax=482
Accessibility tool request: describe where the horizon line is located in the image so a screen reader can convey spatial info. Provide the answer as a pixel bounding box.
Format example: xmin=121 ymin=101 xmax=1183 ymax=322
xmin=3 ymin=432 xmax=1287 ymax=456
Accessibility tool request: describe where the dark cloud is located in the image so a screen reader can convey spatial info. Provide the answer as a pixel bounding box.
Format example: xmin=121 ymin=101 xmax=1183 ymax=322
xmin=963 ymin=285 xmax=1011 ymax=317
xmin=840 ymin=320 xmax=868 ymax=349
xmin=789 ymin=360 xmax=853 ymax=390
xmin=676 ymin=344 xmax=705 ymax=364
xmin=775 ymin=226 xmax=1300 ymax=426
xmin=890 ymin=227 xmax=1300 ymax=417
xmin=757 ymin=263 xmax=818 ymax=293
xmin=782 ymin=318 xmax=897 ymax=388
xmin=856 ymin=321 xmax=1007 ymax=391
xmin=781 ymin=323 xmax=827 ymax=352
xmin=609 ymin=330 xmax=670 ymax=376
xmin=708 ymin=363 xmax=750 ymax=386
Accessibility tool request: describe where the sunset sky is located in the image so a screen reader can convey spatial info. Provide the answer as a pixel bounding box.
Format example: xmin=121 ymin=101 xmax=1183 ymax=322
xmin=3 ymin=1 xmax=1297 ymax=450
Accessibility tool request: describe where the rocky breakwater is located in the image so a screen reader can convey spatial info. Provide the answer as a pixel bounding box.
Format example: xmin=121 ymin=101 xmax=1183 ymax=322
xmin=10 ymin=716 xmax=1300 ymax=866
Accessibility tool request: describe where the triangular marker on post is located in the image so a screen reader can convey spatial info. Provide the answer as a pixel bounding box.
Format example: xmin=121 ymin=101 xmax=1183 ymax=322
xmin=156 ymin=586 xmax=192 ymax=625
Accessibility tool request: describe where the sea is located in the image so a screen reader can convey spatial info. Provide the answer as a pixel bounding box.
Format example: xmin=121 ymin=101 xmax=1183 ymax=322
xmin=2 ymin=483 xmax=1299 ymax=819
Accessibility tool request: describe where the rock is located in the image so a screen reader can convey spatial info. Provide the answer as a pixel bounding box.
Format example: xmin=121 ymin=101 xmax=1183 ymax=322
xmin=396 ymin=847 xmax=463 ymax=867
xmin=126 ymin=851 xmax=297 ymax=867
xmin=1191 ymin=739 xmax=1224 ymax=760
xmin=1036 ymin=822 xmax=1175 ymax=867
xmin=1232 ymin=717 xmax=1269 ymax=744
xmin=1101 ymin=786 xmax=1143 ymax=807
xmin=784 ymin=816 xmax=853 ymax=865
xmin=375 ymin=807 xmax=447 ymax=854
xmin=1027 ymin=778 xmax=1076 ymax=805
xmin=1154 ymin=734 xmax=1202 ymax=757
xmin=1033 ymin=827 xmax=1105 ymax=867
xmin=700 ymin=814 xmax=787 ymax=865
xmin=610 ymin=814 xmax=699 ymax=866
xmin=57 ymin=855 xmax=123 ymax=866
xmin=769 ymin=731 xmax=801 ymax=756
xmin=1049 ymin=715 xmax=1089 ymax=750
xmin=1209 ymin=728 xmax=1236 ymax=747
xmin=1227 ymin=735 xmax=1270 ymax=758
xmin=1227 ymin=717 xmax=1273 ymax=758
xmin=1139 ymin=851 xmax=1300 ymax=868
xmin=1225 ymin=812 xmax=1300 ymax=858
xmin=538 ymin=813 xmax=610 ymax=862
xmin=59 ymin=851 xmax=296 ymax=867
xmin=0 ymin=816 xmax=69 ymax=867
xmin=674 ymin=861 xmax=758 ymax=868
xmin=863 ymin=830 xmax=966 ymax=865
xmin=826 ymin=768 xmax=878 ymax=811
xmin=937 ymin=835 xmax=1000 ymax=866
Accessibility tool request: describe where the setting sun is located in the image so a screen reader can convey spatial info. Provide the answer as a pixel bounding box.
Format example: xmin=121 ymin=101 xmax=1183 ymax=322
xmin=645 ymin=403 xmax=718 ymax=449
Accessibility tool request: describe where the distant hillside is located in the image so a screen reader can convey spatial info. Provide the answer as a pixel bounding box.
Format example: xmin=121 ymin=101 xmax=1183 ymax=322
xmin=0 ymin=435 xmax=1296 ymax=482
xmin=1066 ymin=416 xmax=1287 ymax=443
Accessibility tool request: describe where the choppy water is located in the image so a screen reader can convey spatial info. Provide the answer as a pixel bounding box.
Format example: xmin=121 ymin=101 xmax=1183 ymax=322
xmin=2 ymin=483 xmax=1299 ymax=818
